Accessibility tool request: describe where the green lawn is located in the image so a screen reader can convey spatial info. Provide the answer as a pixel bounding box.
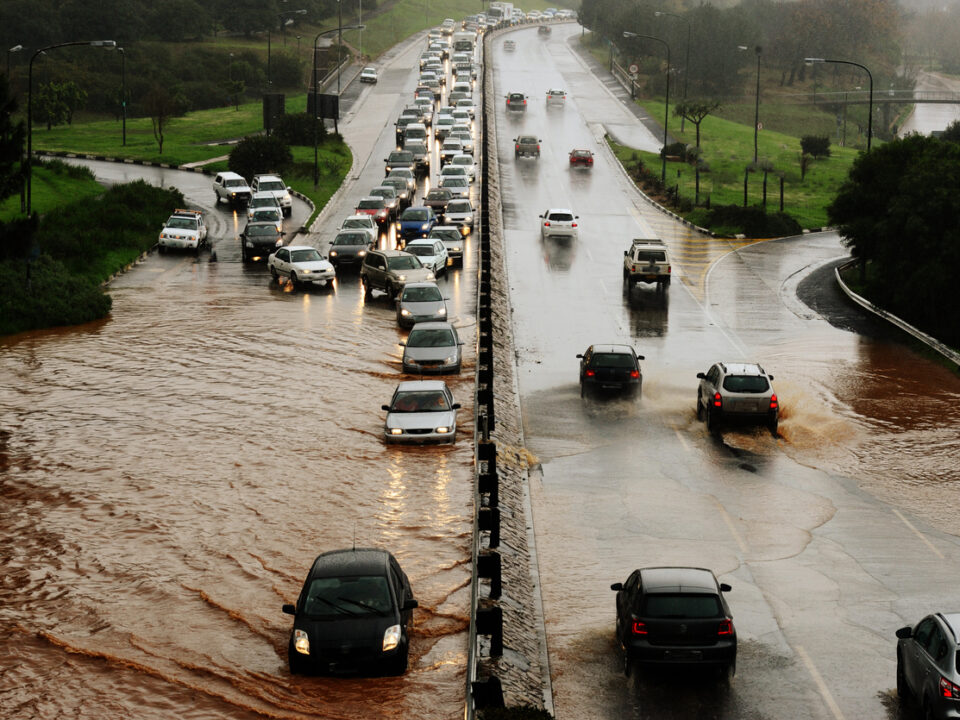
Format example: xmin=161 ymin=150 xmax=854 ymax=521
xmin=0 ymin=166 xmax=105 ymax=222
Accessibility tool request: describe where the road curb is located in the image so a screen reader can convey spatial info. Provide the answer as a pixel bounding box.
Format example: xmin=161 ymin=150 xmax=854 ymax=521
xmin=835 ymin=260 xmax=960 ymax=368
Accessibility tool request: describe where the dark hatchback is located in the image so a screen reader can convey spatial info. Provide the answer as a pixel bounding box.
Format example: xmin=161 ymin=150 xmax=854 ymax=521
xmin=240 ymin=221 xmax=284 ymax=262
xmin=328 ymin=230 xmax=373 ymax=270
xmin=612 ymin=566 xmax=737 ymax=677
xmin=282 ymin=548 xmax=418 ymax=676
xmin=577 ymin=344 xmax=644 ymax=398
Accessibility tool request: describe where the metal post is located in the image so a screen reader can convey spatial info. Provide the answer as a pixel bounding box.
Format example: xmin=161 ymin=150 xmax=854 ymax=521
xmin=359 ymin=0 xmax=363 ymax=61
xmin=267 ymin=30 xmax=272 ymax=86
xmin=119 ymin=47 xmax=126 ymax=146
xmin=753 ymin=47 xmax=761 ymax=163
xmin=804 ymin=57 xmax=873 ymax=152
xmin=337 ymin=0 xmax=342 ymax=101
xmin=655 ymin=12 xmax=690 ymax=131
xmin=623 ymin=32 xmax=670 ymax=184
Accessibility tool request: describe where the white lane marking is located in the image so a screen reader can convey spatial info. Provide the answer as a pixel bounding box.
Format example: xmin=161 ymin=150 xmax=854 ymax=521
xmin=672 ymin=424 xmax=690 ymax=452
xmin=892 ymin=508 xmax=944 ymax=559
xmin=795 ymin=645 xmax=846 ymax=720
xmin=598 ymin=280 xmax=608 ymax=298
xmin=714 ymin=499 xmax=748 ymax=554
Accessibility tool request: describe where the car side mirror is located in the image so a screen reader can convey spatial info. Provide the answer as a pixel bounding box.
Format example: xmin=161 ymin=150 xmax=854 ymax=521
xmin=452 ymin=403 xmax=462 ymax=410
xmin=696 ymin=372 xmax=706 ymax=379
xmin=637 ymin=355 xmax=645 ymax=360
xmin=381 ymin=404 xmax=391 ymax=411
xmin=896 ymin=626 xmax=913 ymax=639
xmin=282 ymin=603 xmax=296 ymax=615
xmin=768 ymin=375 xmax=775 ymax=381
xmin=719 ymin=583 xmax=732 ymax=592
xmin=610 ymin=582 xmax=623 ymax=591
xmin=398 ymin=341 xmax=406 ymax=347
xmin=403 ymin=598 xmax=419 ymax=611
xmin=576 ymin=354 xmax=583 ymax=358
xmin=624 ymin=250 xmax=628 ymax=256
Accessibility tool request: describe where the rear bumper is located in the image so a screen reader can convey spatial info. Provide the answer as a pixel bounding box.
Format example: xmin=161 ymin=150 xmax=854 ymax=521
xmin=626 ymin=639 xmax=736 ymax=666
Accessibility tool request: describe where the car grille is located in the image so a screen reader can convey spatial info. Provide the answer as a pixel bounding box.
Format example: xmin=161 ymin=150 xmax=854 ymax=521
xmin=406 ymin=428 xmax=434 ymax=435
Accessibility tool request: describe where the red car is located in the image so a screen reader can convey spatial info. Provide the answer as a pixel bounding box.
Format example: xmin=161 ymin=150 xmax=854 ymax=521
xmin=569 ymin=149 xmax=594 ymax=168
xmin=356 ymin=196 xmax=391 ymax=226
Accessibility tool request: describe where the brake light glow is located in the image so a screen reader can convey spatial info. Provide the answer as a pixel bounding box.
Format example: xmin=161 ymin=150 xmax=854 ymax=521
xmin=544 ymin=221 xmax=551 ymax=227
xmin=629 ymin=370 xmax=639 ymax=379
xmin=571 ymin=222 xmax=577 ymax=227
xmin=769 ymin=393 xmax=779 ymax=410
xmin=631 ymin=621 xmax=648 ymax=635
xmin=712 ymin=392 xmax=722 ymax=408
xmin=585 ymin=369 xmax=595 ymax=377
xmin=718 ymin=619 xmax=733 ymax=636
xmin=940 ymin=675 xmax=960 ymax=699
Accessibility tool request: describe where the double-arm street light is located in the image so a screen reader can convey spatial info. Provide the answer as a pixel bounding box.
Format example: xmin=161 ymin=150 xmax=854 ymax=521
xmin=738 ymin=45 xmax=762 ymax=163
xmin=27 ymin=40 xmax=116 ymax=215
xmin=805 ymin=57 xmax=873 ymax=152
xmin=623 ymin=31 xmax=671 ymax=184
xmin=7 ymin=44 xmax=23 ymax=78
xmin=654 ymin=11 xmax=690 ymax=131
xmin=313 ymin=24 xmax=364 ymax=185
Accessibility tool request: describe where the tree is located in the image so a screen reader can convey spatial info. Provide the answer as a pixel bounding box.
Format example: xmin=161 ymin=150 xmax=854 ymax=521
xmin=941 ymin=120 xmax=960 ymax=143
xmin=827 ymin=134 xmax=960 ymax=347
xmin=674 ymin=100 xmax=720 ymax=204
xmin=142 ymin=85 xmax=187 ymax=154
xmin=228 ymin=135 xmax=292 ymax=181
xmin=0 ymin=76 xmax=25 ymax=205
xmin=33 ymin=82 xmax=70 ymax=131
xmin=59 ymin=81 xmax=88 ymax=126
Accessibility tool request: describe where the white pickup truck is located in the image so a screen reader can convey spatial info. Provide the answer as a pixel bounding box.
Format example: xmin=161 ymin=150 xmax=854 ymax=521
xmin=623 ymin=238 xmax=671 ymax=291
xmin=158 ymin=209 xmax=208 ymax=255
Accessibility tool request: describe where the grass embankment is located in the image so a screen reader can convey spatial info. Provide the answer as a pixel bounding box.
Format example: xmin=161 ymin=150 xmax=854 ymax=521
xmin=0 ymin=165 xmax=183 ymax=336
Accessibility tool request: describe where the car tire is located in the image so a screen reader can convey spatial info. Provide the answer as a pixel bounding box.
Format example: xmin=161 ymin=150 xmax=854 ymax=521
xmin=896 ymin=656 xmax=911 ymax=704
xmin=362 ymin=277 xmax=373 ymax=299
xmin=288 ymin=646 xmax=309 ymax=675
xmin=579 ymin=381 xmax=585 ymax=398
xmin=270 ymin=267 xmax=279 ymax=280
xmin=289 ymin=273 xmax=299 ymax=291
xmin=769 ymin=415 xmax=779 ymax=437
xmin=706 ymin=407 xmax=719 ymax=433
xmin=158 ymin=245 xmax=166 ymax=255
xmin=718 ymin=661 xmax=735 ymax=682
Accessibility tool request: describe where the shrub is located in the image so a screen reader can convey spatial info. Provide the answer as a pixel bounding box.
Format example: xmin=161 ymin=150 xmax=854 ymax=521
xmin=700 ymin=204 xmax=801 ymax=238
xmin=800 ymin=135 xmax=831 ymax=158
xmin=229 ymin=135 xmax=294 ymax=180
xmin=275 ymin=112 xmax=327 ymax=146
xmin=661 ymin=141 xmax=688 ymax=160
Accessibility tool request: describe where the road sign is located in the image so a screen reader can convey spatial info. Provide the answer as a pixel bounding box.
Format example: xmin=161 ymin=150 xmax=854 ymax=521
xmin=629 ymin=63 xmax=639 ymax=74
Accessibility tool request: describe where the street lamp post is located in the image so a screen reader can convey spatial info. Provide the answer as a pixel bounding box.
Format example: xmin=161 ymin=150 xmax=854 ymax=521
xmin=313 ymin=24 xmax=364 ymax=185
xmin=623 ymin=31 xmax=671 ymax=184
xmin=7 ymin=44 xmax=23 ymax=78
xmin=805 ymin=57 xmax=873 ymax=152
xmin=27 ymin=40 xmax=115 ymax=215
xmin=267 ymin=30 xmax=272 ymax=86
xmin=118 ymin=47 xmax=126 ymax=146
xmin=738 ymin=45 xmax=761 ymax=163
xmin=654 ymin=11 xmax=690 ymax=131
xmin=279 ymin=10 xmax=306 ymax=45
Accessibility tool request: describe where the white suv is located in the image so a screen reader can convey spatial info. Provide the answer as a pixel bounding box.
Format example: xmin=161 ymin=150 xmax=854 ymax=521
xmin=696 ymin=362 xmax=779 ymax=435
xmin=539 ymin=208 xmax=579 ymax=240
xmin=213 ymin=171 xmax=252 ymax=207
xmin=250 ymin=174 xmax=293 ymax=217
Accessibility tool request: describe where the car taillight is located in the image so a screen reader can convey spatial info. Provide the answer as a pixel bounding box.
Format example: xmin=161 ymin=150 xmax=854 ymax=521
xmin=515 ymin=144 xmax=519 ymax=150
xmin=571 ymin=222 xmax=577 ymax=227
xmin=718 ymin=619 xmax=733 ymax=636
xmin=712 ymin=392 xmax=722 ymax=408
xmin=536 ymin=144 xmax=540 ymax=150
xmin=769 ymin=393 xmax=778 ymax=410
xmin=631 ymin=621 xmax=647 ymax=635
xmin=629 ymin=370 xmax=639 ymax=379
xmin=940 ymin=676 xmax=960 ymax=699
xmin=544 ymin=221 xmax=551 ymax=227
xmin=585 ymin=369 xmax=595 ymax=377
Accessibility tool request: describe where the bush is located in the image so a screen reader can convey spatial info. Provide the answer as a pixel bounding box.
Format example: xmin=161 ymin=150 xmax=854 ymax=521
xmin=229 ymin=135 xmax=294 ymax=180
xmin=800 ymin=135 xmax=831 ymax=158
xmin=275 ymin=112 xmax=327 ymax=146
xmin=661 ymin=141 xmax=688 ymax=160
xmin=700 ymin=204 xmax=802 ymax=238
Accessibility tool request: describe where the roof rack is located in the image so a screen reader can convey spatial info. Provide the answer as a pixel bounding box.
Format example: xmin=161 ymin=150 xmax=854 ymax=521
xmin=631 ymin=238 xmax=665 ymax=245
xmin=171 ymin=209 xmax=201 ymax=216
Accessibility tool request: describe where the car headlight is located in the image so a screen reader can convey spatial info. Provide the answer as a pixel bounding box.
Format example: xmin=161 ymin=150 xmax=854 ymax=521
xmin=400 ymin=308 xmax=411 ymax=316
xmin=443 ymin=355 xmax=457 ymax=364
xmin=389 ymin=427 xmax=403 ymax=436
xmin=329 ymin=250 xmax=338 ymax=257
xmin=294 ymin=629 xmax=310 ymax=655
xmin=436 ymin=426 xmax=452 ymax=434
xmin=302 ymin=268 xmax=312 ymax=274
xmin=421 ymin=223 xmax=430 ymax=230
xmin=275 ymin=238 xmax=283 ymax=246
xmin=358 ymin=250 xmax=367 ymax=257
xmin=426 ymin=272 xmax=435 ymax=280
xmin=398 ymin=274 xmax=406 ymax=282
xmin=383 ymin=625 xmax=401 ymax=652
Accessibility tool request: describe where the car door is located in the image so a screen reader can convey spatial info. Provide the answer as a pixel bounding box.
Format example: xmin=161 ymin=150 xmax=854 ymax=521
xmin=906 ymin=617 xmax=937 ymax=693
xmin=273 ymin=247 xmax=290 ymax=277
xmin=919 ymin=621 xmax=949 ymax=701
xmin=434 ymin=241 xmax=448 ymax=269
xmin=616 ymin=570 xmax=641 ymax=642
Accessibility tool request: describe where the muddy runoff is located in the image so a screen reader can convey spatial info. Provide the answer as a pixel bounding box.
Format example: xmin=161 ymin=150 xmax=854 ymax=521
xmin=0 ymin=269 xmax=476 ymax=719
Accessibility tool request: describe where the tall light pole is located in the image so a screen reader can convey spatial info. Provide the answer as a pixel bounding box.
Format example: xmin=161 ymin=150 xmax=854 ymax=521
xmin=7 ymin=44 xmax=22 ymax=78
xmin=118 ymin=47 xmax=126 ymax=146
xmin=623 ymin=31 xmax=671 ymax=184
xmin=359 ymin=0 xmax=363 ymax=62
xmin=337 ymin=0 xmax=343 ymax=100
xmin=27 ymin=40 xmax=115 ymax=215
xmin=738 ymin=45 xmax=762 ymax=163
xmin=279 ymin=10 xmax=306 ymax=45
xmin=805 ymin=57 xmax=873 ymax=152
xmin=313 ymin=24 xmax=364 ymax=185
xmin=654 ymin=11 xmax=690 ymax=131
xmin=267 ymin=30 xmax=272 ymax=86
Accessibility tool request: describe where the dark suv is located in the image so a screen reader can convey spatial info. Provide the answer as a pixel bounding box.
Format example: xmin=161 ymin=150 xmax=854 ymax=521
xmin=239 ymin=221 xmax=283 ymax=262
xmin=577 ymin=344 xmax=644 ymax=398
xmin=505 ymin=92 xmax=527 ymax=111
xmin=696 ymin=361 xmax=779 ymax=434
xmin=611 ymin=566 xmax=736 ymax=677
xmin=897 ymin=613 xmax=960 ymax=719
xmin=360 ymin=249 xmax=435 ymax=299
xmin=282 ymin=548 xmax=418 ymax=675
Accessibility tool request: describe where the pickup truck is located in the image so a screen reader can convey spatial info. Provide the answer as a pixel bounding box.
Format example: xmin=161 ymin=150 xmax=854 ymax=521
xmin=158 ymin=209 xmax=207 ymax=255
xmin=623 ymin=239 xmax=671 ymax=291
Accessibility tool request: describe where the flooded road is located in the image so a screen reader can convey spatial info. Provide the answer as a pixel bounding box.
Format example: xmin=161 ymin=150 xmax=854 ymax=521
xmin=496 ymin=24 xmax=960 ymax=720
xmin=898 ymin=70 xmax=960 ymax=137
xmin=0 ymin=34 xmax=477 ymax=720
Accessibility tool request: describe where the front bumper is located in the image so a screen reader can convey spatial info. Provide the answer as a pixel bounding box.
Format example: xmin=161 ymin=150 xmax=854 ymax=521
xmin=159 ymin=236 xmax=201 ymax=250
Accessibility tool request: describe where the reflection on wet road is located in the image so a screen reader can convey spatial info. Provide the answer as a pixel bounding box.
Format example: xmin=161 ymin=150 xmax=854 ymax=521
xmin=496 ymin=22 xmax=960 ymax=720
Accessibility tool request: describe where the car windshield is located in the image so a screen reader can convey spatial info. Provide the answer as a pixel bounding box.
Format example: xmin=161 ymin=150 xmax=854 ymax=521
xmin=253 ymin=210 xmax=279 ymax=221
xmin=447 ymin=201 xmax=471 ymax=212
xmin=406 ymin=143 xmax=427 ymax=155
xmin=591 ymin=353 xmax=636 ymax=368
xmin=442 ymin=167 xmax=466 ymax=176
xmin=442 ymin=178 xmax=467 ymax=188
xmin=391 ymin=390 xmax=450 ymax=412
xmin=402 ymin=210 xmax=429 ymax=221
xmin=437 ymin=117 xmax=454 ymax=126
xmin=403 ymin=286 xmax=443 ymax=302
xmin=548 ymin=213 xmax=574 ymax=222
xmin=334 ymin=233 xmax=367 ymax=245
xmin=247 ymin=225 xmax=277 ymax=237
xmin=358 ymin=199 xmax=383 ymax=209
xmin=722 ymin=375 xmax=770 ymax=393
xmin=406 ymin=245 xmax=435 ymax=257
xmin=372 ymin=189 xmax=395 ymax=199
xmin=641 ymin=593 xmax=722 ymax=619
xmin=387 ymin=255 xmax=423 ymax=270
xmin=258 ymin=180 xmax=284 ymax=191
xmin=290 ymin=249 xmax=323 ymax=263
xmin=383 ymin=180 xmax=407 ymax=193
xmin=304 ymin=575 xmax=393 ymax=618
xmin=408 ymin=328 xmax=455 ymax=347
xmin=390 ymin=152 xmax=414 ymax=162
xmin=452 ymin=157 xmax=472 ymax=166
xmin=166 ymin=218 xmax=197 ymax=229
xmin=226 ymin=179 xmax=246 ymax=188
xmin=343 ymin=218 xmax=372 ymax=228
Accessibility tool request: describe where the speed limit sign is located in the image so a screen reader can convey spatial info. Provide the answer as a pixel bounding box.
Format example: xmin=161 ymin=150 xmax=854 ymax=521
xmin=629 ymin=63 xmax=639 ymax=74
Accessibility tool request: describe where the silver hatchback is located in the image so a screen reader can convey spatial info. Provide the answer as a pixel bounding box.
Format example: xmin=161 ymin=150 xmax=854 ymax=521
xmin=400 ymin=322 xmax=462 ymax=375
xmin=696 ymin=362 xmax=779 ymax=434
xmin=396 ymin=282 xmax=448 ymax=329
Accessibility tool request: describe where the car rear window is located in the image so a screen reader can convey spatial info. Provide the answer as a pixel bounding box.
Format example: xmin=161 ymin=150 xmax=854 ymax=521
xmin=634 ymin=250 xmax=666 ymax=262
xmin=641 ymin=593 xmax=722 ymax=619
xmin=591 ymin=353 xmax=635 ymax=368
xmin=447 ymin=201 xmax=471 ymax=212
xmin=406 ymin=245 xmax=435 ymax=257
xmin=304 ymin=575 xmax=392 ymax=617
xmin=722 ymin=375 xmax=770 ymax=393
xmin=548 ymin=213 xmax=574 ymax=222
xmin=358 ymin=199 xmax=384 ymax=209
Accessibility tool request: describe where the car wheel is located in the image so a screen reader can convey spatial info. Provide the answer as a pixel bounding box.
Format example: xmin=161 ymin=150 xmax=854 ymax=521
xmin=288 ymin=646 xmax=309 ymax=675
xmin=362 ymin=277 xmax=373 ymax=299
xmin=769 ymin=415 xmax=779 ymax=437
xmin=289 ymin=273 xmax=299 ymax=290
xmin=579 ymin=381 xmax=585 ymax=398
xmin=717 ymin=661 xmax=735 ymax=682
xmin=270 ymin=267 xmax=279 ymax=280
xmin=896 ymin=656 xmax=911 ymax=704
xmin=706 ymin=407 xmax=719 ymax=433
xmin=158 ymin=245 xmax=166 ymax=255
xmin=696 ymin=396 xmax=705 ymax=421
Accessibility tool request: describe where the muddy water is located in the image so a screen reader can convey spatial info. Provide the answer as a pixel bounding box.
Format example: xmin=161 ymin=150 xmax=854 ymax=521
xmin=0 ymin=259 xmax=475 ymax=719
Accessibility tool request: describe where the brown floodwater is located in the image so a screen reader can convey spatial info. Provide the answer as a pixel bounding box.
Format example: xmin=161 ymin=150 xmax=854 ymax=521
xmin=0 ymin=255 xmax=476 ymax=719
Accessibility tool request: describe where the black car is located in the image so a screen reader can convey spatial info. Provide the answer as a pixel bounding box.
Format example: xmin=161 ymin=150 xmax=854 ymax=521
xmin=611 ymin=566 xmax=736 ymax=677
xmin=240 ymin=221 xmax=283 ymax=262
xmin=328 ymin=230 xmax=373 ymax=270
xmin=282 ymin=548 xmax=418 ymax=675
xmin=577 ymin=344 xmax=644 ymax=398
xmin=896 ymin=612 xmax=960 ymax=718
